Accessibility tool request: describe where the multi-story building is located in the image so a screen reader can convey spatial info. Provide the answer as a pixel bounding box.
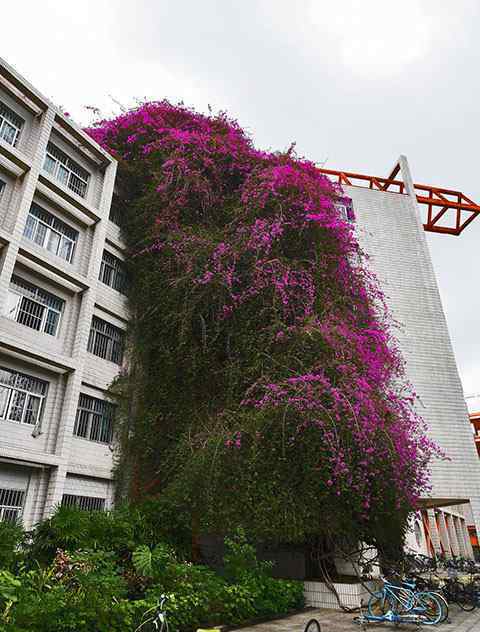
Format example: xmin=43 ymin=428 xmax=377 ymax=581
xmin=0 ymin=56 xmax=125 ymax=528
xmin=319 ymin=159 xmax=480 ymax=559
xmin=2 ymin=58 xmax=480 ymax=560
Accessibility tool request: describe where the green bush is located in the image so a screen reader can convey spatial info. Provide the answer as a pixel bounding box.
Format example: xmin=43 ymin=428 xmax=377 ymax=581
xmin=0 ymin=508 xmax=304 ymax=632
xmin=0 ymin=520 xmax=24 ymax=571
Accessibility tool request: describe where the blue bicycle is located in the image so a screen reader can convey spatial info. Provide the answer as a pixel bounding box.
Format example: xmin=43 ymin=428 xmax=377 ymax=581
xmin=354 ymin=575 xmax=443 ymax=628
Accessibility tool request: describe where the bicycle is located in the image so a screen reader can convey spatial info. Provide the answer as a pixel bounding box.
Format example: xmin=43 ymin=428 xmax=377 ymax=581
xmin=136 ymin=594 xmax=169 ymax=632
xmin=364 ymin=575 xmax=443 ymax=626
xmin=401 ymin=575 xmax=449 ymax=623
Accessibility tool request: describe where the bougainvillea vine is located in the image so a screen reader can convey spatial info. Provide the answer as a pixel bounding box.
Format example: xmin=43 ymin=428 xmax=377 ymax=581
xmin=87 ymin=101 xmax=439 ymax=547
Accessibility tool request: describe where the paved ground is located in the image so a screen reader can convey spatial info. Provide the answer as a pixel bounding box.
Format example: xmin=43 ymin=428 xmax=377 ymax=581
xmin=235 ymin=604 xmax=480 ymax=632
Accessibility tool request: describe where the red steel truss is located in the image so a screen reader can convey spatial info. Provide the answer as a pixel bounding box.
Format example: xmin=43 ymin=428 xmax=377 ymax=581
xmin=318 ymin=164 xmax=480 ymax=236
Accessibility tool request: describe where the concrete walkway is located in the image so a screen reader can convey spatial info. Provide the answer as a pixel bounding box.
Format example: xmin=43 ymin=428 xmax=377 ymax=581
xmin=234 ymin=604 xmax=480 ymax=632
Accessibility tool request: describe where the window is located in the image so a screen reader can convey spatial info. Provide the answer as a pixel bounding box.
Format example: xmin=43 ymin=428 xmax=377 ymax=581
xmin=23 ymin=203 xmax=78 ymax=263
xmin=0 ymin=179 xmax=5 ymax=199
xmin=0 ymin=101 xmax=24 ymax=147
xmin=87 ymin=316 xmax=124 ymax=364
xmin=43 ymin=142 xmax=90 ymax=198
xmin=99 ymin=250 xmax=127 ymax=294
xmin=0 ymin=367 xmax=48 ymax=426
xmin=74 ymin=394 xmax=115 ymax=444
xmin=336 ymin=201 xmax=355 ymax=222
xmin=0 ymin=488 xmax=25 ymax=522
xmin=7 ymin=276 xmax=64 ymax=336
xmin=109 ymin=200 xmax=122 ymax=226
xmin=62 ymin=494 xmax=105 ymax=511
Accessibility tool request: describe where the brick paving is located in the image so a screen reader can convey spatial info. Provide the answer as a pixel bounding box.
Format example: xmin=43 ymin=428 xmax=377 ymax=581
xmin=233 ymin=604 xmax=480 ymax=632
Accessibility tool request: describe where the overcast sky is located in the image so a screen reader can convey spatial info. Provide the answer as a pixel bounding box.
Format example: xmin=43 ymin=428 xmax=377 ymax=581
xmin=4 ymin=0 xmax=480 ymax=396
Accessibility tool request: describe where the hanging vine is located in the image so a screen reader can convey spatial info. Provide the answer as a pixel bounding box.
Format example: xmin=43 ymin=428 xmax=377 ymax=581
xmin=87 ymin=101 xmax=439 ymax=550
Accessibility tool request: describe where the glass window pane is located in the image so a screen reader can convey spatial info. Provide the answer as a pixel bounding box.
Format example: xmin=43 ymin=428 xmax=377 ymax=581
xmin=8 ymin=390 xmax=26 ymax=422
xmin=44 ymin=309 xmax=59 ymax=336
xmin=43 ymin=154 xmax=57 ymax=176
xmin=24 ymin=395 xmax=40 ymax=425
xmin=46 ymin=230 xmax=60 ymax=255
xmin=57 ymin=166 xmax=69 ymax=186
xmin=5 ymin=292 xmax=21 ymax=320
xmin=0 ymin=386 xmax=10 ymax=418
xmin=58 ymin=237 xmax=73 ymax=262
xmin=23 ymin=215 xmax=37 ymax=241
xmin=33 ymin=222 xmax=47 ymax=247
xmin=1 ymin=122 xmax=16 ymax=146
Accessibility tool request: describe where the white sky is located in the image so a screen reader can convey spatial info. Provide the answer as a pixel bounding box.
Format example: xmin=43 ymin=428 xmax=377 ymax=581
xmin=3 ymin=0 xmax=480 ymax=393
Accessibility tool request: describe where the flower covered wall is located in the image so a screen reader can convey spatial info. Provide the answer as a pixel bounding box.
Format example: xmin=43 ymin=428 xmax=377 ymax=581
xmin=87 ymin=102 xmax=438 ymax=546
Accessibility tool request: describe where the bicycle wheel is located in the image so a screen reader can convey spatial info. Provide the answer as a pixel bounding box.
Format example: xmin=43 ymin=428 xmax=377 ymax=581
xmin=304 ymin=619 xmax=321 ymax=632
xmin=414 ymin=592 xmax=443 ymax=626
xmin=455 ymin=583 xmax=476 ymax=611
xmin=425 ymin=591 xmax=449 ymax=623
xmin=367 ymin=591 xmax=389 ymax=616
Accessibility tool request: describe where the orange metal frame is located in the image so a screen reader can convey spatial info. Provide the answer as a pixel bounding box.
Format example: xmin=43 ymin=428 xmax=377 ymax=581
xmin=318 ymin=163 xmax=480 ymax=236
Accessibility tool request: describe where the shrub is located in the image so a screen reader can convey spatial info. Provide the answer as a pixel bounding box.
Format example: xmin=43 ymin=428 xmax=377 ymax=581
xmin=0 ymin=520 xmax=24 ymax=570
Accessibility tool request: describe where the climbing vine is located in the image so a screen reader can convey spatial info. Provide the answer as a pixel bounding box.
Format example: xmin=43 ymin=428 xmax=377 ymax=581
xmin=87 ymin=102 xmax=438 ymax=548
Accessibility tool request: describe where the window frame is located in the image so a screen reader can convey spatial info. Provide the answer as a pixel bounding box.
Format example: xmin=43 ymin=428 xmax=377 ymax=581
xmin=0 ymin=101 xmax=24 ymax=148
xmin=7 ymin=275 xmax=64 ymax=337
xmin=0 ymin=367 xmax=48 ymax=426
xmin=0 ymin=487 xmax=25 ymax=522
xmin=74 ymin=393 xmax=115 ymax=444
xmin=99 ymin=250 xmax=127 ymax=294
xmin=0 ymin=179 xmax=6 ymax=200
xmin=87 ymin=316 xmax=124 ymax=365
xmin=23 ymin=204 xmax=78 ymax=264
xmin=43 ymin=142 xmax=90 ymax=198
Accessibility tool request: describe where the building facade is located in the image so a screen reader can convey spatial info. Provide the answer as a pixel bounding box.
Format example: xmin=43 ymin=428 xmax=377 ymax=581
xmin=0 ymin=57 xmax=125 ymax=528
xmin=331 ymin=157 xmax=480 ymax=558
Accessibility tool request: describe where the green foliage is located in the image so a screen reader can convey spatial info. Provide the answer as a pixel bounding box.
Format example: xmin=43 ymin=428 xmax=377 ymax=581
xmin=0 ymin=570 xmax=21 ymax=604
xmin=0 ymin=507 xmax=303 ymax=631
xmin=0 ymin=520 xmax=24 ymax=571
xmin=223 ymin=527 xmax=272 ymax=582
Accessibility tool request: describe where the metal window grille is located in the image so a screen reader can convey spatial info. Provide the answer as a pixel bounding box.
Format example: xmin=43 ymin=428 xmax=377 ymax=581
xmin=99 ymin=250 xmax=127 ymax=294
xmin=8 ymin=276 xmax=64 ymax=336
xmin=0 ymin=366 xmax=48 ymax=426
xmin=0 ymin=488 xmax=25 ymax=522
xmin=87 ymin=316 xmax=124 ymax=365
xmin=0 ymin=179 xmax=5 ymax=199
xmin=74 ymin=393 xmax=115 ymax=444
xmin=43 ymin=142 xmax=90 ymax=198
xmin=23 ymin=203 xmax=78 ymax=263
xmin=0 ymin=101 xmax=24 ymax=147
xmin=61 ymin=494 xmax=105 ymax=511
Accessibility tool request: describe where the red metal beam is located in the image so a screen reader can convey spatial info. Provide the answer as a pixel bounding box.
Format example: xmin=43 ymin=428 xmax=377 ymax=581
xmin=318 ymin=167 xmax=480 ymax=236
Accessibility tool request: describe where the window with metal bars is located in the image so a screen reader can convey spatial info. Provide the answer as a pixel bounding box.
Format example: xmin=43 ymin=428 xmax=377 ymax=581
xmin=0 ymin=101 xmax=24 ymax=147
xmin=0 ymin=488 xmax=25 ymax=522
xmin=0 ymin=367 xmax=48 ymax=426
xmin=7 ymin=276 xmax=64 ymax=336
xmin=23 ymin=203 xmax=78 ymax=263
xmin=43 ymin=142 xmax=90 ymax=198
xmin=74 ymin=394 xmax=115 ymax=444
xmin=0 ymin=179 xmax=5 ymax=199
xmin=87 ymin=316 xmax=124 ymax=365
xmin=62 ymin=494 xmax=105 ymax=511
xmin=99 ymin=250 xmax=127 ymax=294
